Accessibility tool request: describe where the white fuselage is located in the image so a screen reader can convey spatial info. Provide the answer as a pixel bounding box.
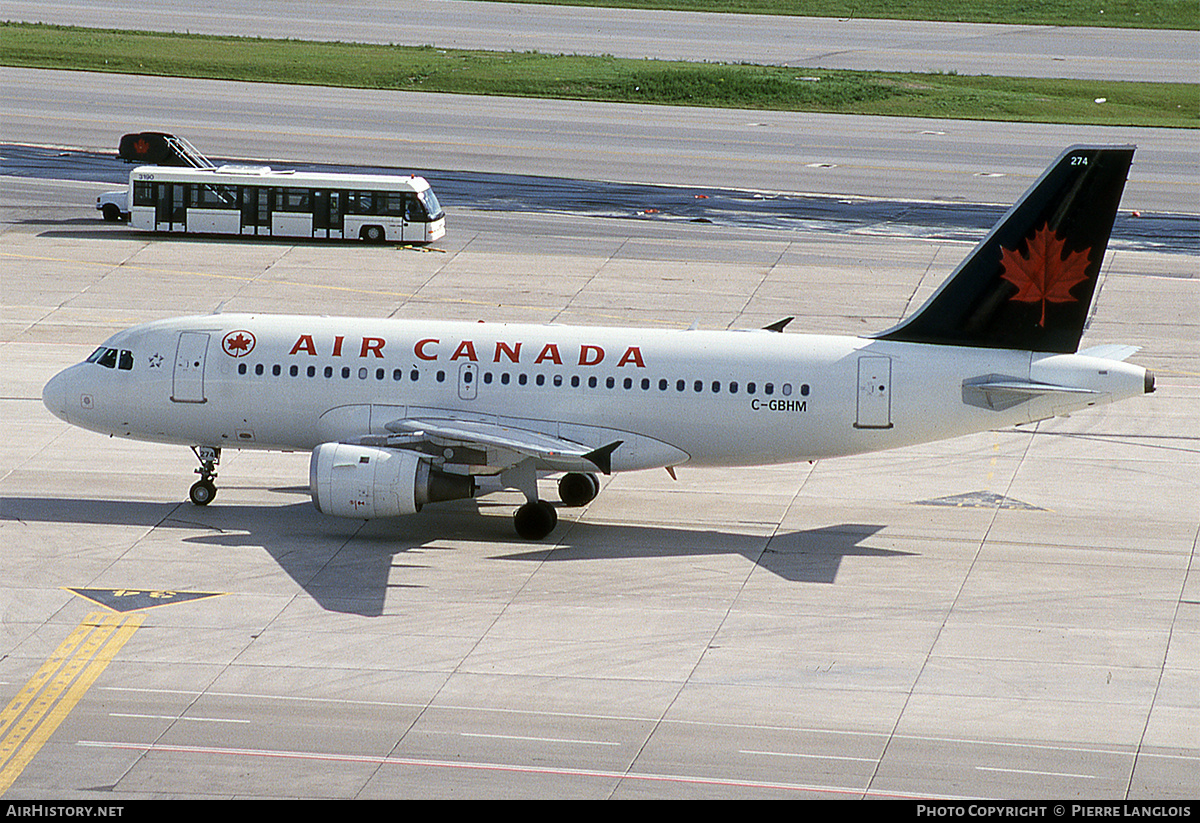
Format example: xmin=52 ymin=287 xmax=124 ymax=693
xmin=42 ymin=313 xmax=1148 ymax=473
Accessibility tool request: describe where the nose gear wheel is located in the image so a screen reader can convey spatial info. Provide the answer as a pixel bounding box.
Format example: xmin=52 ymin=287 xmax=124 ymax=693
xmin=189 ymin=446 xmax=221 ymax=506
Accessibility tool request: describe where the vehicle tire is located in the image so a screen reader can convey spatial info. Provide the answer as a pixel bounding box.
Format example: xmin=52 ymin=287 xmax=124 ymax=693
xmin=101 ymin=204 xmax=122 ymax=222
xmin=189 ymin=480 xmax=217 ymax=506
xmin=362 ymin=225 xmax=385 ymax=243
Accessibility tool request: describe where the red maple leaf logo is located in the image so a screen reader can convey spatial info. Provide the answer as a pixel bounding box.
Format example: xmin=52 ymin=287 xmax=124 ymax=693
xmin=999 ymin=223 xmax=1092 ymax=327
xmin=133 ymin=138 xmax=150 ymax=155
xmin=222 ymin=330 xmax=255 ymax=357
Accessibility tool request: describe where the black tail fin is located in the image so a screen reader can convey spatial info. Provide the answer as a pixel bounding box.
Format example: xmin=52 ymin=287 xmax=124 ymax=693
xmin=874 ymin=145 xmax=1135 ymax=353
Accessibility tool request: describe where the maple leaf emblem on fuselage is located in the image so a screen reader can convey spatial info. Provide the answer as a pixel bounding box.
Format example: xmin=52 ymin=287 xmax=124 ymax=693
xmin=999 ymin=223 xmax=1093 ymax=327
xmin=221 ymin=330 xmax=256 ymax=357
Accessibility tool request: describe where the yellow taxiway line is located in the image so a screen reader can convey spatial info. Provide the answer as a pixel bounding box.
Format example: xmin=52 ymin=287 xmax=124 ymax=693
xmin=0 ymin=611 xmax=144 ymax=795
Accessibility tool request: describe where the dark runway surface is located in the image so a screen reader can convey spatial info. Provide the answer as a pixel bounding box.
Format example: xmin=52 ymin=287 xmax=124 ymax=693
xmin=5 ymin=143 xmax=1196 ymax=255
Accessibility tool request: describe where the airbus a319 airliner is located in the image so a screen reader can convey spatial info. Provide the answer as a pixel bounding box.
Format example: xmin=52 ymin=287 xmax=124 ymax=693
xmin=43 ymin=146 xmax=1154 ymax=539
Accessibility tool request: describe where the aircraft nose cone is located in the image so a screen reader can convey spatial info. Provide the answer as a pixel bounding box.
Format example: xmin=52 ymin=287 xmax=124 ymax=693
xmin=42 ymin=369 xmax=72 ymax=422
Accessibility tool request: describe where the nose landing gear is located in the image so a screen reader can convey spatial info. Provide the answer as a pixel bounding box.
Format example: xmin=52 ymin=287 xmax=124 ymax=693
xmin=189 ymin=446 xmax=221 ymax=506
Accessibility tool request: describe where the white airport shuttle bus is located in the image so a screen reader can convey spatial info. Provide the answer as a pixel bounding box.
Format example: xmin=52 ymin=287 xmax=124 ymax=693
xmin=46 ymin=146 xmax=1153 ymax=540
xmin=125 ymin=165 xmax=445 ymax=243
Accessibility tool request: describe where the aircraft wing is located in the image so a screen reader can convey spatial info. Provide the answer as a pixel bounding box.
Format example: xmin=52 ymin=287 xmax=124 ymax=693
xmin=354 ymin=417 xmax=622 ymax=475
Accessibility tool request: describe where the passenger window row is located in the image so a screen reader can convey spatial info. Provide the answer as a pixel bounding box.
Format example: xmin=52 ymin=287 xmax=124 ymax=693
xmin=235 ymin=362 xmax=811 ymax=397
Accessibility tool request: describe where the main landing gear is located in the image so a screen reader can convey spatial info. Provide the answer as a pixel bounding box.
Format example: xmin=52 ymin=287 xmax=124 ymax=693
xmin=505 ymin=457 xmax=601 ymax=541
xmin=513 ymin=499 xmax=557 ymax=540
xmin=557 ymin=472 xmax=600 ymax=508
xmin=511 ymin=471 xmax=600 ymax=540
xmin=189 ymin=446 xmax=221 ymax=506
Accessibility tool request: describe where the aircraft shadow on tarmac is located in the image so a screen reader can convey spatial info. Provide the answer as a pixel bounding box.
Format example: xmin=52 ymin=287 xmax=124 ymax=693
xmin=3 ymin=495 xmax=909 ymax=617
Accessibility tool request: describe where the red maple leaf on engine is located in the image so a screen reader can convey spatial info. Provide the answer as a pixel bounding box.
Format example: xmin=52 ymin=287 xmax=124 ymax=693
xmin=133 ymin=138 xmax=150 ymax=156
xmin=999 ymin=223 xmax=1092 ymax=327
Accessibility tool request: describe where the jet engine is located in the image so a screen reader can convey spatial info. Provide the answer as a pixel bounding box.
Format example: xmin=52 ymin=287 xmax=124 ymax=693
xmin=309 ymin=443 xmax=475 ymax=519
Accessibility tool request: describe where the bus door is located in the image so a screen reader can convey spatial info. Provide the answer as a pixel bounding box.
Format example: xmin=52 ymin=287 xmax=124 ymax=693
xmin=240 ymin=186 xmax=271 ymax=235
xmin=402 ymin=193 xmax=426 ymax=243
xmin=155 ymin=182 xmax=186 ymax=231
xmin=312 ymin=190 xmax=343 ymax=239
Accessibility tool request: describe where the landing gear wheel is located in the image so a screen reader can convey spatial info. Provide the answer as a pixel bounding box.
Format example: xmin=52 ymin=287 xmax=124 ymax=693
xmin=557 ymin=472 xmax=599 ymax=507
xmin=513 ymin=500 xmax=558 ymax=540
xmin=189 ymin=479 xmax=217 ymax=506
xmin=189 ymin=446 xmax=221 ymax=507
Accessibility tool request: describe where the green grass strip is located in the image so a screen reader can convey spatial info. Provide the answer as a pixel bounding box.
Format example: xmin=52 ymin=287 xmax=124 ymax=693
xmin=3 ymin=23 xmax=1196 ymax=128
xmin=463 ymin=0 xmax=1198 ymax=30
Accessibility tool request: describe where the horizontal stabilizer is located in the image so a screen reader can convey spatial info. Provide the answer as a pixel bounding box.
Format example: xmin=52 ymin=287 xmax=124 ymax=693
xmin=962 ymin=377 xmax=1099 ymax=411
xmin=1078 ymin=344 xmax=1141 ymax=362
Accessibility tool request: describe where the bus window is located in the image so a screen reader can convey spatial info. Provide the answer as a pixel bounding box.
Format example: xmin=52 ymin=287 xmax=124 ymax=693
xmin=196 ymin=184 xmax=236 ymax=208
xmin=133 ymin=181 xmax=154 ymax=207
xmin=279 ymin=188 xmax=311 ymax=212
xmin=404 ymin=193 xmax=425 ymax=222
xmin=347 ymin=191 xmax=375 ymax=215
xmin=382 ymin=192 xmax=406 ymax=216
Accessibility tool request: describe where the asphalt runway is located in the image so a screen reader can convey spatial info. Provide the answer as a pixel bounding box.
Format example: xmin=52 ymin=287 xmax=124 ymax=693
xmin=7 ymin=0 xmax=1198 ymax=83
xmin=1 ymin=67 xmax=1198 ymax=799
xmin=4 ymin=143 xmax=1196 ymax=254
xmin=3 ymin=68 xmax=1198 ymax=218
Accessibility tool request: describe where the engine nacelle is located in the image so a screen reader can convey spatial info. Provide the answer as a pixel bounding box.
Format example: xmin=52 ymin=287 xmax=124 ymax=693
xmin=309 ymin=443 xmax=475 ymax=519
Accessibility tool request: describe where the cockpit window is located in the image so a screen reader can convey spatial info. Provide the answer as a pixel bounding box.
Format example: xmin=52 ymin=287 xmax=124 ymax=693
xmin=89 ymin=347 xmax=134 ymax=370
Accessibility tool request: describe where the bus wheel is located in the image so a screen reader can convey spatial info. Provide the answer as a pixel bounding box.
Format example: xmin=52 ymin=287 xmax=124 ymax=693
xmin=361 ymin=225 xmax=385 ymax=243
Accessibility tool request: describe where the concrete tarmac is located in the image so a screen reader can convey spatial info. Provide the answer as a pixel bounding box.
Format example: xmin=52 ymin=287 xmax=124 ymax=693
xmin=0 ymin=171 xmax=1197 ymax=798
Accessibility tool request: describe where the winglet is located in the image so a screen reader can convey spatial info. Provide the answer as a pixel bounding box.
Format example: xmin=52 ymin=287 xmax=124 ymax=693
xmin=763 ymin=317 xmax=794 ymax=333
xmin=583 ymin=441 xmax=623 ymax=475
